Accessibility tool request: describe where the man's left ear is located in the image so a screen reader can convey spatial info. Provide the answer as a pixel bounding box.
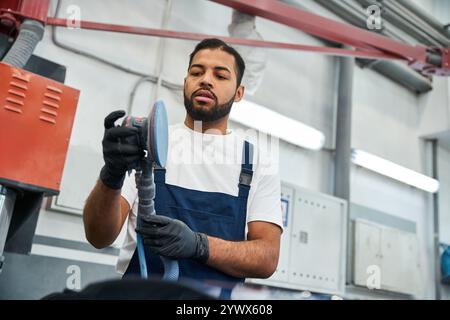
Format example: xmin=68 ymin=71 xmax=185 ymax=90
xmin=234 ymin=85 xmax=245 ymax=103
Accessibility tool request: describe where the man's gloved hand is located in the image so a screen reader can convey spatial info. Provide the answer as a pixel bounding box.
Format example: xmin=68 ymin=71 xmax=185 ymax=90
xmin=100 ymin=110 xmax=144 ymax=190
xmin=136 ymin=215 xmax=210 ymax=263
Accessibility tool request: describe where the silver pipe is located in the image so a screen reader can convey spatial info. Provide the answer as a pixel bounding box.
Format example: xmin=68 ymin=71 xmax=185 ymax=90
xmin=384 ymin=0 xmax=450 ymax=47
xmin=354 ymin=0 xmax=444 ymax=47
xmin=359 ymin=59 xmax=433 ymax=94
xmin=327 ymin=0 xmax=413 ymax=44
xmin=312 ymin=0 xmax=433 ymax=94
xmin=333 ymin=53 xmax=354 ymax=202
xmin=332 ymin=49 xmax=354 ymax=285
xmin=427 ymin=51 xmax=443 ymax=68
xmin=431 ymin=140 xmax=441 ymax=300
xmin=2 ymin=19 xmax=44 ymax=68
xmin=396 ymin=0 xmax=450 ymax=39
xmin=354 ymin=0 xmax=450 ymax=45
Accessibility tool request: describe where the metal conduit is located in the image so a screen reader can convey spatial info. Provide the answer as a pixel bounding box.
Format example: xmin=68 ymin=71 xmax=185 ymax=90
xmin=312 ymin=0 xmax=433 ymax=94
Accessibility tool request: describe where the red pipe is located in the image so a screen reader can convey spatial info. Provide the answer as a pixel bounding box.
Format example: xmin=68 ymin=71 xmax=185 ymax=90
xmin=46 ymin=17 xmax=403 ymax=61
xmin=211 ymin=0 xmax=449 ymax=75
xmin=210 ymin=0 xmax=428 ymax=62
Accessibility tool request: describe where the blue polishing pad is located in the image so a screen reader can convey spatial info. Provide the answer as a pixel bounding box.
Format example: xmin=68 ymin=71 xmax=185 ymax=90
xmin=148 ymin=100 xmax=168 ymax=168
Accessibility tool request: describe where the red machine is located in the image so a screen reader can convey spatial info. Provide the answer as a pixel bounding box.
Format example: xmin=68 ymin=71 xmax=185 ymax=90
xmin=0 ymin=0 xmax=79 ymax=195
xmin=0 ymin=0 xmax=79 ymax=262
xmin=0 ymin=62 xmax=79 ymax=194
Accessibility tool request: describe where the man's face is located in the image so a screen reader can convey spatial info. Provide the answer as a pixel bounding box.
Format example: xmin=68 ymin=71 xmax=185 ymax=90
xmin=184 ymin=48 xmax=244 ymax=122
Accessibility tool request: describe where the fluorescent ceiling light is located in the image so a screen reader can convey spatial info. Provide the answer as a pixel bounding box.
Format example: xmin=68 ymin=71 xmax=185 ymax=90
xmin=230 ymin=99 xmax=325 ymax=150
xmin=351 ymin=149 xmax=440 ymax=193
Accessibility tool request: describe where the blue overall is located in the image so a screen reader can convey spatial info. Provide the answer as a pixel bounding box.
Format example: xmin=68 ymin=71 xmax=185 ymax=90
xmin=124 ymin=141 xmax=254 ymax=297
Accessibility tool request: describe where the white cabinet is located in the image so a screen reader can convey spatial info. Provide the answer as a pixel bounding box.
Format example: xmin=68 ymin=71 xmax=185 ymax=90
xmin=269 ymin=185 xmax=294 ymax=283
xmin=353 ymin=219 xmax=421 ymax=295
xmin=354 ymin=221 xmax=382 ymax=288
xmin=248 ymin=183 xmax=347 ymax=296
xmin=288 ymin=192 xmax=345 ymax=293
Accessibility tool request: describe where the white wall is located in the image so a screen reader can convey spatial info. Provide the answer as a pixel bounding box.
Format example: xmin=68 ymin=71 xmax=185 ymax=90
xmin=429 ymin=0 xmax=450 ymax=298
xmin=351 ymin=65 xmax=445 ymax=299
xmin=21 ymin=0 xmax=450 ymax=298
xmin=439 ymin=146 xmax=450 ymax=244
xmin=438 ymin=145 xmax=450 ymax=298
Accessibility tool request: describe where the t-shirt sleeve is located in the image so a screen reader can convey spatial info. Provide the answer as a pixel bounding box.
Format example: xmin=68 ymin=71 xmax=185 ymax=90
xmin=246 ymin=154 xmax=283 ymax=232
xmin=121 ymin=171 xmax=138 ymax=213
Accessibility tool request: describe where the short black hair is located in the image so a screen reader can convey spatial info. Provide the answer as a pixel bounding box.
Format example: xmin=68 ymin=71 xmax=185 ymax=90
xmin=188 ymin=38 xmax=246 ymax=87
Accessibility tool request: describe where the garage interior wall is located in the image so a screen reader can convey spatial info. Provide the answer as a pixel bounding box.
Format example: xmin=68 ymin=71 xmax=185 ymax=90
xmin=439 ymin=146 xmax=450 ymax=299
xmin=433 ymin=0 xmax=450 ymax=301
xmin=0 ymin=0 xmax=449 ymax=299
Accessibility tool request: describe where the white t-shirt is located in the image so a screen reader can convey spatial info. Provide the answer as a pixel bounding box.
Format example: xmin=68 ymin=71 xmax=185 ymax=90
xmin=116 ymin=122 xmax=282 ymax=274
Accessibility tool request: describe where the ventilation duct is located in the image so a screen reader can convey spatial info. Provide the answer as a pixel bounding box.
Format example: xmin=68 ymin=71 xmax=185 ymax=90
xmin=228 ymin=10 xmax=267 ymax=95
xmin=310 ymin=0 xmax=433 ymax=94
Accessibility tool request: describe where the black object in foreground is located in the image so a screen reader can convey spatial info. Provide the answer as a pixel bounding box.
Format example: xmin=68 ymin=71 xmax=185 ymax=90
xmin=41 ymin=278 xmax=216 ymax=300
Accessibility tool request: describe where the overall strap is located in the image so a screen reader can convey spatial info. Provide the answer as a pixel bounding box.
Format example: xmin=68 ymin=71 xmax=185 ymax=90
xmin=153 ymin=166 xmax=168 ymax=215
xmin=154 ymin=165 xmax=166 ymax=184
xmin=217 ymin=141 xmax=254 ymax=299
xmin=238 ymin=141 xmax=254 ymax=208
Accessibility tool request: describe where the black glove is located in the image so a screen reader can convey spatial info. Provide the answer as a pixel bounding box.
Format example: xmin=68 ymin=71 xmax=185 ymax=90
xmin=136 ymin=215 xmax=210 ymax=263
xmin=100 ymin=110 xmax=143 ymax=190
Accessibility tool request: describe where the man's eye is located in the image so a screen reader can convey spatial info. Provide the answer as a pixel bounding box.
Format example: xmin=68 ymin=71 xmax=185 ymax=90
xmin=191 ymin=72 xmax=200 ymax=76
xmin=217 ymin=75 xmax=227 ymax=80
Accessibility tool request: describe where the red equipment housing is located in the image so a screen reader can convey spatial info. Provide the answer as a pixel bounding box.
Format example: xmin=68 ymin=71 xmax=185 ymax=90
xmin=0 ymin=62 xmax=79 ymax=195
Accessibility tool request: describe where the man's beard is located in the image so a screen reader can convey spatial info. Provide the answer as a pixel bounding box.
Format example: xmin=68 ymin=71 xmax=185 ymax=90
xmin=184 ymin=89 xmax=235 ymax=122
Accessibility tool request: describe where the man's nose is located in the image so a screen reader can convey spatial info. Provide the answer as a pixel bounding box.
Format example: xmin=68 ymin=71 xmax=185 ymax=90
xmin=199 ymin=71 xmax=214 ymax=88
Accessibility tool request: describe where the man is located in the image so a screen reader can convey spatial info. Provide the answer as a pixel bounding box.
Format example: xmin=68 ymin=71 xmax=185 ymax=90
xmin=83 ymin=38 xmax=282 ymax=294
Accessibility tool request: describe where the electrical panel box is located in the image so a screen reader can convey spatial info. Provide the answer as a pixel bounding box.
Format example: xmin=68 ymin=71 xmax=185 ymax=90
xmin=267 ymin=184 xmax=294 ymax=284
xmin=247 ymin=183 xmax=347 ymax=296
xmin=353 ymin=219 xmax=421 ymax=296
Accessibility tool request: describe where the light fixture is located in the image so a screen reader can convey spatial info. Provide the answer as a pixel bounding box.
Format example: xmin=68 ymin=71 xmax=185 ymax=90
xmin=351 ymin=149 xmax=440 ymax=193
xmin=230 ymin=99 xmax=326 ymax=150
